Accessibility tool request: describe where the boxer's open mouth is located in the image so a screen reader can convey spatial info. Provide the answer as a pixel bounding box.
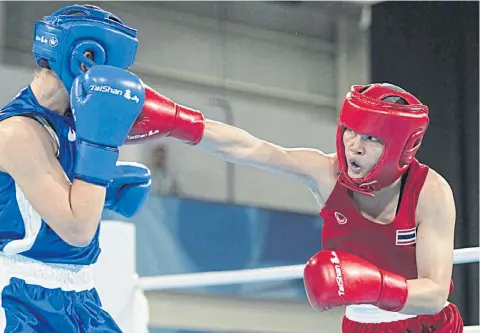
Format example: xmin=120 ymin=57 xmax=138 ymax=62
xmin=348 ymin=160 xmax=362 ymax=173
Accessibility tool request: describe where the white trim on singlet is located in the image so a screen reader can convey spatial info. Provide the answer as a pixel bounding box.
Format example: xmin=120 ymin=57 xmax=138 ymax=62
xmin=2 ymin=184 xmax=43 ymax=255
xmin=345 ymin=302 xmax=450 ymax=323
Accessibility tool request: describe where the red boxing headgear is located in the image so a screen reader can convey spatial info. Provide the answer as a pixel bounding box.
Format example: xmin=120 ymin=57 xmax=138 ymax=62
xmin=336 ymin=84 xmax=429 ymax=196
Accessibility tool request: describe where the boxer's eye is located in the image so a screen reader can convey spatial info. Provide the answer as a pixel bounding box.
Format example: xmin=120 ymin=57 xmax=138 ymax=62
xmin=366 ymin=136 xmax=383 ymax=144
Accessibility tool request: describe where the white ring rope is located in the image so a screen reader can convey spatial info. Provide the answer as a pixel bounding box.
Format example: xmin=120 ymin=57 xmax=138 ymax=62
xmin=137 ymin=246 xmax=480 ymax=291
xmin=137 ymin=247 xmax=480 ymax=332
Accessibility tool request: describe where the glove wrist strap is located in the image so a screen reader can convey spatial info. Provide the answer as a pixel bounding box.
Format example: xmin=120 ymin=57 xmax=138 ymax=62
xmin=74 ymin=140 xmax=119 ymax=187
xmin=377 ymin=270 xmax=408 ymax=312
xmin=170 ymin=105 xmax=205 ymax=145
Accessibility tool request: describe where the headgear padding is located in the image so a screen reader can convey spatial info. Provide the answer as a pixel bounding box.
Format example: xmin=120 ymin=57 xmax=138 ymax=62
xmin=32 ymin=4 xmax=138 ymax=92
xmin=336 ymin=84 xmax=429 ymax=196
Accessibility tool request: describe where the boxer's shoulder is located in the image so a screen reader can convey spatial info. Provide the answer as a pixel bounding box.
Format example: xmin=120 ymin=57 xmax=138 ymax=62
xmin=307 ymin=152 xmax=338 ymax=204
xmin=417 ymin=167 xmax=455 ymax=223
xmin=0 ymin=115 xmax=52 ymax=141
xmin=0 ymin=116 xmax=58 ymax=170
xmin=420 ymin=168 xmax=453 ymax=203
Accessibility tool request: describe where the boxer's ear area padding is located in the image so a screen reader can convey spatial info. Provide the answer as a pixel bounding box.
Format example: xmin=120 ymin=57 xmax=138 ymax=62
xmin=80 ymin=51 xmax=94 ymax=72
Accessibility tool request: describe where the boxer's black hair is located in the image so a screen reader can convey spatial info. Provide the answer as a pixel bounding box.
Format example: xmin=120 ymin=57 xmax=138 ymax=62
xmin=380 ymin=83 xmax=409 ymax=105
xmin=359 ymin=83 xmax=409 ymax=105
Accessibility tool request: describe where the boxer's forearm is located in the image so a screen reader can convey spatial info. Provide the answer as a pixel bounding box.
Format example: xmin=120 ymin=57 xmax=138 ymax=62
xmin=67 ymin=180 xmax=107 ymax=246
xmin=399 ymin=278 xmax=448 ymax=315
xmin=197 ymin=120 xmax=266 ymax=164
xmin=127 ymin=89 xmax=318 ymax=180
xmin=197 ymin=119 xmax=328 ymax=184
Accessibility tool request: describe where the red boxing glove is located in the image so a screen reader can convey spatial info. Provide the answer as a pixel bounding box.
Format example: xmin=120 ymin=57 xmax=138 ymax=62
xmin=303 ymin=250 xmax=408 ymax=312
xmin=126 ymin=85 xmax=205 ymax=145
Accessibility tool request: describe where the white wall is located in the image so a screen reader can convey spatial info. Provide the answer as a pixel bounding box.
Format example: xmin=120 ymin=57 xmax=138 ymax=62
xmin=0 ymin=65 xmax=33 ymax=97
xmin=0 ymin=1 xmax=4 ymax=63
xmin=0 ymin=2 xmax=369 ymax=214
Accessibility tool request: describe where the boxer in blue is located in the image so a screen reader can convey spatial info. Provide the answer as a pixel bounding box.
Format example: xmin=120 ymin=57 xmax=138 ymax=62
xmin=0 ymin=5 xmax=151 ymax=332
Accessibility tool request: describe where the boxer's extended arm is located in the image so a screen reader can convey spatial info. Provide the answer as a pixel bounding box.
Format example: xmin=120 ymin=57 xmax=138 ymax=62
xmin=399 ymin=169 xmax=456 ymax=315
xmin=0 ymin=117 xmax=106 ymax=247
xmin=198 ymin=119 xmax=332 ymax=184
xmin=126 ymin=86 xmax=333 ymax=186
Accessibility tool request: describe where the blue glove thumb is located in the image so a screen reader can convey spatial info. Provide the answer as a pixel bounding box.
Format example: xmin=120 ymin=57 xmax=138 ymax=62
xmin=105 ymin=162 xmax=152 ymax=218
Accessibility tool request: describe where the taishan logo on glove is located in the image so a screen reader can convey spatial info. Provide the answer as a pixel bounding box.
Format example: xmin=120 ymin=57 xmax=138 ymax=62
xmin=88 ymin=85 xmax=140 ymax=104
xmin=127 ymin=129 xmax=160 ymax=140
xmin=330 ymin=251 xmax=345 ymax=296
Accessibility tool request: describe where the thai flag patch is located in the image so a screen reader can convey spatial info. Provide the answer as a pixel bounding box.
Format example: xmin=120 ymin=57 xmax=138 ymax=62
xmin=395 ymin=227 xmax=417 ymax=246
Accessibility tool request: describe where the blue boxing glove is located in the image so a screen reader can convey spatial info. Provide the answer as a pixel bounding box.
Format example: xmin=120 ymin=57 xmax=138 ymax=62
xmin=104 ymin=162 xmax=152 ymax=218
xmin=71 ymin=65 xmax=145 ymax=186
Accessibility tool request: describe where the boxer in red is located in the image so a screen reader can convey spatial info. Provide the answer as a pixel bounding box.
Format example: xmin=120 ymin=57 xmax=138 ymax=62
xmin=129 ymin=83 xmax=463 ymax=332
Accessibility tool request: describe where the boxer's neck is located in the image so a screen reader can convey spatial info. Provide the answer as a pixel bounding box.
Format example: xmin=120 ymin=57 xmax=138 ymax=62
xmin=30 ymin=69 xmax=70 ymax=115
xmin=352 ymin=177 xmax=403 ymax=218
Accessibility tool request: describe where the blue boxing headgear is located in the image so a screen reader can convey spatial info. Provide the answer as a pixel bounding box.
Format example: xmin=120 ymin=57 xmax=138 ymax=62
xmin=32 ymin=4 xmax=138 ymax=92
